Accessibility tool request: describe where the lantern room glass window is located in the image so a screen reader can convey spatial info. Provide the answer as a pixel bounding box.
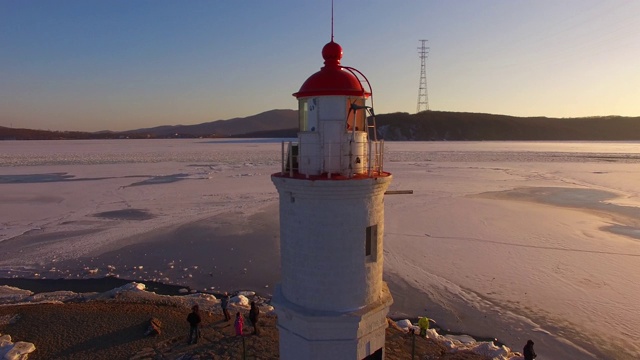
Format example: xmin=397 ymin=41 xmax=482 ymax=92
xmin=346 ymin=97 xmax=366 ymax=132
xmin=298 ymin=98 xmax=319 ymax=132
xmin=298 ymin=99 xmax=308 ymax=131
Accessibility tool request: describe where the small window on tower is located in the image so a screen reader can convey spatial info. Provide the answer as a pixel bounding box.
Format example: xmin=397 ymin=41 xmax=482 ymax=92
xmin=366 ymin=224 xmax=378 ymax=262
xmin=298 ymin=99 xmax=308 ymax=131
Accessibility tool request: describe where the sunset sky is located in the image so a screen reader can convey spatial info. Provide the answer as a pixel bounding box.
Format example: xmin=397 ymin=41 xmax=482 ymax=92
xmin=2 ymin=0 xmax=639 ymax=132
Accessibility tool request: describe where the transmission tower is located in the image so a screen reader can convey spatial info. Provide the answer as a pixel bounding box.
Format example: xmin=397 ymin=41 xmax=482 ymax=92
xmin=416 ymin=40 xmax=430 ymax=113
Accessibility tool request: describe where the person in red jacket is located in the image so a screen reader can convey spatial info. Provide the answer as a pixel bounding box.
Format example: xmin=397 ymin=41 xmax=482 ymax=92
xmin=234 ymin=311 xmax=244 ymax=336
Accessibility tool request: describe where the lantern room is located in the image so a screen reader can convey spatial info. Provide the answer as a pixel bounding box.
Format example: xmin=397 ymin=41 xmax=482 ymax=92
xmin=278 ymin=40 xmax=385 ymax=179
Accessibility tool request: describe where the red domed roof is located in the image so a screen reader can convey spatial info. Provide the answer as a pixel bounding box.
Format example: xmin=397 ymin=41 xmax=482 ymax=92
xmin=293 ymin=41 xmax=370 ymax=98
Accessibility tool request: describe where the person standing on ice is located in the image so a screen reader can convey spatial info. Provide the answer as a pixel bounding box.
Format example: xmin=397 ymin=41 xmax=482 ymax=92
xmin=418 ymin=316 xmax=436 ymax=336
xmin=221 ymin=292 xmax=231 ymax=321
xmin=186 ymin=304 xmax=201 ymax=344
xmin=234 ymin=311 xmax=244 ymax=336
xmin=523 ymin=339 xmax=537 ymax=360
xmin=249 ymin=301 xmax=260 ymax=335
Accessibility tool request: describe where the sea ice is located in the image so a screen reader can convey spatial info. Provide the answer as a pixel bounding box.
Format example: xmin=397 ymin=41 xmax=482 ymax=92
xmin=1 ymin=139 xmax=639 ymax=359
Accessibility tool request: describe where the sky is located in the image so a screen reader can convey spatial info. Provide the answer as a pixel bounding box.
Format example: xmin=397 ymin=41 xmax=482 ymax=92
xmin=1 ymin=0 xmax=639 ymax=132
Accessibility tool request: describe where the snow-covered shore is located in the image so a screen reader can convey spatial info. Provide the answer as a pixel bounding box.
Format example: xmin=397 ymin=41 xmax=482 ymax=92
xmin=0 ymin=281 xmax=526 ymax=360
xmin=1 ymin=139 xmax=639 ymax=359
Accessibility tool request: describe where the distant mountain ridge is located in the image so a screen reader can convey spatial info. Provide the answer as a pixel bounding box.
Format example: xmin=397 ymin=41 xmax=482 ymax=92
xmin=120 ymin=109 xmax=298 ymax=137
xmin=2 ymin=109 xmax=640 ymax=140
xmin=376 ymin=111 xmax=640 ymax=141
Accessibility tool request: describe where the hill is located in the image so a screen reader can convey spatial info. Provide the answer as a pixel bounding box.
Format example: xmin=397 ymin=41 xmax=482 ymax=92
xmin=2 ymin=109 xmax=640 ymax=140
xmin=119 ymin=109 xmax=298 ymax=138
xmin=0 ymin=109 xmax=298 ymax=140
xmin=376 ymin=111 xmax=640 ymax=141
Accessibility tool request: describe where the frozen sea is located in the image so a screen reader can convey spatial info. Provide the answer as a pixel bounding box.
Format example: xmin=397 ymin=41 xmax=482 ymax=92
xmin=1 ymin=139 xmax=640 ymax=360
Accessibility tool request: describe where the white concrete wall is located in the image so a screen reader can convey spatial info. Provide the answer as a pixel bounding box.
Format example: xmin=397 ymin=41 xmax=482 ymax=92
xmin=299 ymin=132 xmax=321 ymax=175
xmin=272 ymin=175 xmax=391 ymax=312
xmin=319 ymin=97 xmax=348 ymax=174
xmin=343 ymin=131 xmax=368 ymax=175
xmin=273 ymin=283 xmax=393 ymax=360
xmin=317 ymin=96 xmax=347 ymax=121
xmin=279 ymin=329 xmax=358 ymax=360
xmin=321 ymin=119 xmax=344 ymax=173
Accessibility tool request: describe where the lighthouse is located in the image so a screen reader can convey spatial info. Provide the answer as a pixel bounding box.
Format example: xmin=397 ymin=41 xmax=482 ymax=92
xmin=271 ymin=37 xmax=393 ymax=360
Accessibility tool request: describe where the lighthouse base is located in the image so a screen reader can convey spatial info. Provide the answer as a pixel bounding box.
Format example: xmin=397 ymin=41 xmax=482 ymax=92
xmin=273 ymin=283 xmax=393 ymax=360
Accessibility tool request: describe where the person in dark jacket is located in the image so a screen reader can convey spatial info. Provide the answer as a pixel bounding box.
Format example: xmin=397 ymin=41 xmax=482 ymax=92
xmin=221 ymin=292 xmax=231 ymax=321
xmin=249 ymin=301 xmax=260 ymax=335
xmin=523 ymin=339 xmax=537 ymax=360
xmin=187 ymin=304 xmax=202 ymax=344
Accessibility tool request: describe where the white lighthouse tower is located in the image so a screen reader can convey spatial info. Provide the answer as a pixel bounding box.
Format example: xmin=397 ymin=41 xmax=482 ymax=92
xmin=271 ymin=36 xmax=393 ymax=360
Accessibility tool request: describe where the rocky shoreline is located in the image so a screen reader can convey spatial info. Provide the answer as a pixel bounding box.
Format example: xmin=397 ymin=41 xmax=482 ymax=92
xmin=0 ymin=278 xmax=524 ymax=360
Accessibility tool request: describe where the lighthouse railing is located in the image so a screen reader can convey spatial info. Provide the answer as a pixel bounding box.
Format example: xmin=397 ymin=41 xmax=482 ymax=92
xmin=367 ymin=139 xmax=372 ymax=176
xmin=281 ymin=141 xmax=286 ymax=174
xmin=287 ymin=141 xmax=293 ymax=177
xmin=279 ymin=137 xmax=383 ymax=178
xmin=367 ymin=139 xmax=384 ymax=175
xmin=280 ymin=141 xmax=300 ymax=176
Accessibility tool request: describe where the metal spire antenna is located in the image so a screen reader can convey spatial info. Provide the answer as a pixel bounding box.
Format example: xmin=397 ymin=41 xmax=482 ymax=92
xmin=331 ymin=0 xmax=334 ymax=41
xmin=417 ymin=39 xmax=430 ymax=113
